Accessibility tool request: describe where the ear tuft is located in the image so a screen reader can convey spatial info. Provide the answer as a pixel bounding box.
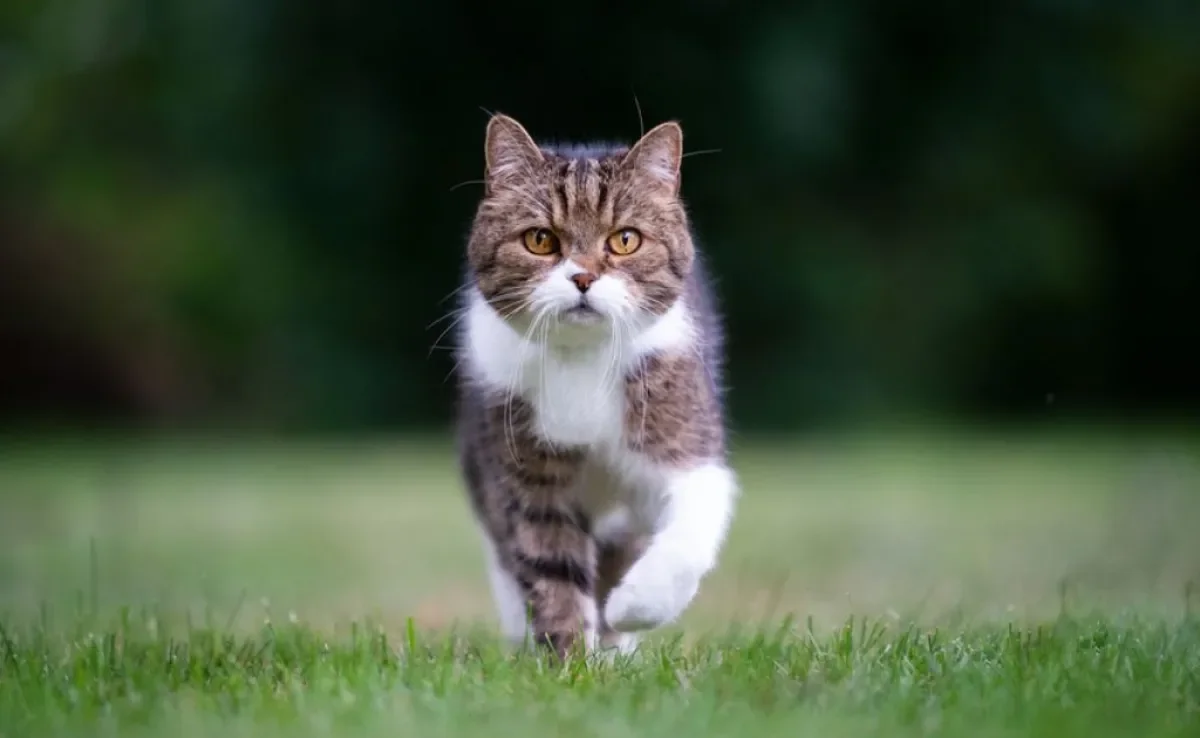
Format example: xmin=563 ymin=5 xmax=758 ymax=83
xmin=484 ymin=114 xmax=543 ymax=189
xmin=622 ymin=121 xmax=683 ymax=192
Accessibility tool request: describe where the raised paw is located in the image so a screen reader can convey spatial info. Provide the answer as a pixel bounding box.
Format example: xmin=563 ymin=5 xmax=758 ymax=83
xmin=599 ymin=628 xmax=640 ymax=654
xmin=603 ymin=552 xmax=700 ymax=632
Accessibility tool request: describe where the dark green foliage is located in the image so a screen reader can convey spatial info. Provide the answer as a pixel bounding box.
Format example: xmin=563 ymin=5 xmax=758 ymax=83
xmin=2 ymin=0 xmax=1198 ymax=430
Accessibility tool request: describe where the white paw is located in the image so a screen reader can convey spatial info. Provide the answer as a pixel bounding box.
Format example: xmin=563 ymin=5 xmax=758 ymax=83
xmin=603 ymin=552 xmax=700 ymax=632
xmin=590 ymin=631 xmax=640 ymax=665
xmin=599 ymin=629 xmax=640 ymax=654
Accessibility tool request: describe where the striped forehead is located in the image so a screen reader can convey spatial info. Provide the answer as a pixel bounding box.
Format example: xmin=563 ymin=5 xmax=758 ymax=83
xmin=543 ymin=153 xmax=624 ymax=223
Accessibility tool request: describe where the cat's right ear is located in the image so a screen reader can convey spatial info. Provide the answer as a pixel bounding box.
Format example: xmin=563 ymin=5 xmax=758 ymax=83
xmin=484 ymin=114 xmax=543 ymax=193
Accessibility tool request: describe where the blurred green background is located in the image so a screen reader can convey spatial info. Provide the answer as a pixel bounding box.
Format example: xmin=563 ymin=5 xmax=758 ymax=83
xmin=1 ymin=0 xmax=1199 ymax=633
xmin=3 ymin=0 xmax=1198 ymax=433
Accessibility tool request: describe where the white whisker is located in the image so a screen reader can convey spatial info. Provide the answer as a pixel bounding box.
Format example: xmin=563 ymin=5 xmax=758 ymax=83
xmin=434 ymin=281 xmax=473 ymax=307
xmin=427 ymin=309 xmax=470 ymax=357
xmin=536 ymin=310 xmax=553 ymax=441
xmin=503 ymin=299 xmax=554 ymax=465
xmin=501 ymin=301 xmax=538 ymax=465
xmin=428 ymin=287 xmax=533 ymax=357
xmin=601 ymin=314 xmax=623 ymax=408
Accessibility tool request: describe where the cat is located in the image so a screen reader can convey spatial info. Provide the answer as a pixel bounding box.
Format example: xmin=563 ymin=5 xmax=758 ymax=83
xmin=453 ymin=113 xmax=738 ymax=658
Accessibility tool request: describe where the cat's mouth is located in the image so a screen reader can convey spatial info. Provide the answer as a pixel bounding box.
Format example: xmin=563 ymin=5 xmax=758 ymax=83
xmin=561 ymin=301 xmax=604 ymax=325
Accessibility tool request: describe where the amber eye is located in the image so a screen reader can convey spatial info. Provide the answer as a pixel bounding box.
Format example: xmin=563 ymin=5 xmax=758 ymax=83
xmin=606 ymin=228 xmax=643 ymax=255
xmin=522 ymin=228 xmax=560 ymax=255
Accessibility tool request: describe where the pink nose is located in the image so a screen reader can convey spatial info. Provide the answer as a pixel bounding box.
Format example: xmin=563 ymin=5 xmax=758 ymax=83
xmin=570 ymin=273 xmax=597 ymax=292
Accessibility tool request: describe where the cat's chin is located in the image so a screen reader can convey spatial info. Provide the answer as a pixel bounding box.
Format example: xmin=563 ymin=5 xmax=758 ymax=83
xmin=544 ymin=306 xmax=613 ymax=349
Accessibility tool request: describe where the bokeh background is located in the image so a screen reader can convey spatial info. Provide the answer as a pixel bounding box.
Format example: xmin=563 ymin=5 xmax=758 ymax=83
xmin=1 ymin=0 xmax=1198 ymax=635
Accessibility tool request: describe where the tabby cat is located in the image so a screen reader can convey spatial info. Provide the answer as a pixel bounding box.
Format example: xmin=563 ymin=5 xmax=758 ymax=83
xmin=453 ymin=114 xmax=737 ymax=658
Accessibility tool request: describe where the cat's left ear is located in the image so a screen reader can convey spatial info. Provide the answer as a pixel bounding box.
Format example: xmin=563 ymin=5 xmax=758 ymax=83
xmin=622 ymin=121 xmax=683 ymax=194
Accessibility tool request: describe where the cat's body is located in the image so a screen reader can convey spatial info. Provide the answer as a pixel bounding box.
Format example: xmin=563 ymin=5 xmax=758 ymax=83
xmin=453 ymin=115 xmax=738 ymax=658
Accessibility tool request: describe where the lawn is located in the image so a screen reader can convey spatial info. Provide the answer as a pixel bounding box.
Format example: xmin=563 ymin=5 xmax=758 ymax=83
xmin=1 ymin=428 xmax=1198 ymax=736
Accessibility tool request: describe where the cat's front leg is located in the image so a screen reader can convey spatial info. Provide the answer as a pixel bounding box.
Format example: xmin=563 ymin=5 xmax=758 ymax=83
xmin=501 ymin=447 xmax=599 ymax=658
xmin=603 ymin=461 xmax=737 ymax=632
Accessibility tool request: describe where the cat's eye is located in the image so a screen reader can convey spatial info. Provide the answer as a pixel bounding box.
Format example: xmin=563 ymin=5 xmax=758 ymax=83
xmin=522 ymin=228 xmax=560 ymax=256
xmin=606 ymin=228 xmax=643 ymax=255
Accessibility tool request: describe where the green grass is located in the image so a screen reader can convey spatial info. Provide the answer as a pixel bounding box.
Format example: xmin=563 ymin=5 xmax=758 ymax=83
xmin=1 ymin=613 xmax=1198 ymax=737
xmin=1 ymin=429 xmax=1199 ymax=736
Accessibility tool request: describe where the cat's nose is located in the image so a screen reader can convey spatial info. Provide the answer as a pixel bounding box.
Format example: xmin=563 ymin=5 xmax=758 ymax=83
xmin=570 ymin=273 xmax=597 ymax=293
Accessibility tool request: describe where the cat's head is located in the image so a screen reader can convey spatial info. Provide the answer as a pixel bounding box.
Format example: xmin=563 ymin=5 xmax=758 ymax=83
xmin=467 ymin=114 xmax=693 ymax=341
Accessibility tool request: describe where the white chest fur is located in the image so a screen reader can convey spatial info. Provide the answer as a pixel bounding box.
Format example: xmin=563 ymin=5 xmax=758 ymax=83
xmin=521 ymin=348 xmax=626 ymax=447
xmin=462 ymin=290 xmax=694 ymax=452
